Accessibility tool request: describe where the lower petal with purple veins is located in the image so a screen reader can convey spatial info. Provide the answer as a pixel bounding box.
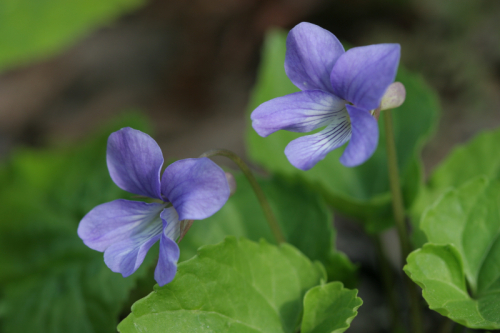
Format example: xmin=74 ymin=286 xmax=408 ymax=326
xmin=78 ymin=199 xmax=165 ymax=252
xmin=251 ymin=90 xmax=346 ymax=137
xmin=285 ymin=112 xmax=351 ymax=170
xmin=339 ymin=105 xmax=379 ymax=167
xmin=155 ymin=207 xmax=182 ymax=286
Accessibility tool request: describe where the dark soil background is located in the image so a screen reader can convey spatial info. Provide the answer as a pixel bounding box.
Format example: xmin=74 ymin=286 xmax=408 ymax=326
xmin=1 ymin=0 xmax=499 ymax=332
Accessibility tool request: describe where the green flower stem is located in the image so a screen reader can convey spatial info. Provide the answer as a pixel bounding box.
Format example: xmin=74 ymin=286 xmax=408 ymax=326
xmin=373 ymin=235 xmax=402 ymax=333
xmin=383 ymin=110 xmax=423 ymax=333
xmin=200 ymin=149 xmax=286 ymax=244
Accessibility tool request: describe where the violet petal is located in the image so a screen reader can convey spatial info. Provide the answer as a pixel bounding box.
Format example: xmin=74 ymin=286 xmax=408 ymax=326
xmin=107 ymin=127 xmax=163 ymax=199
xmin=161 ymin=158 xmax=230 ymax=221
xmin=154 ymin=207 xmax=181 ymax=286
xmin=251 ymin=90 xmax=346 ymax=137
xmin=160 ymin=206 xmax=181 ymax=241
xmin=284 ymin=110 xmax=351 ymax=170
xmin=285 ymin=22 xmax=344 ymax=93
xmin=78 ymin=199 xmax=164 ymax=252
xmin=339 ymin=105 xmax=379 ymax=167
xmin=330 ymin=44 xmax=400 ymax=110
xmin=101 ymin=203 xmax=164 ymax=277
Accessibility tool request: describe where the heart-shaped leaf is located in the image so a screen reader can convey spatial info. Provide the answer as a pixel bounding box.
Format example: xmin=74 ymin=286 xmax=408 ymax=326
xmin=119 ymin=236 xmax=327 ymax=333
xmin=405 ymin=177 xmax=500 ymax=329
xmin=179 ymin=173 xmax=356 ymax=287
xmin=411 ymin=129 xmax=500 ymax=245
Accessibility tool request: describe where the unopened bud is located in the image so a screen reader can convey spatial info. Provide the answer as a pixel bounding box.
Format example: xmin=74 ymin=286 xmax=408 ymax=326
xmin=380 ymin=82 xmax=406 ymax=110
xmin=225 ymin=172 xmax=237 ymax=196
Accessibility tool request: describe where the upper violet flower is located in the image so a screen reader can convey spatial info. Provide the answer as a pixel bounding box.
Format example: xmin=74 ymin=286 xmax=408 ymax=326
xmin=251 ymin=22 xmax=405 ymax=170
xmin=77 ymin=127 xmax=230 ymax=286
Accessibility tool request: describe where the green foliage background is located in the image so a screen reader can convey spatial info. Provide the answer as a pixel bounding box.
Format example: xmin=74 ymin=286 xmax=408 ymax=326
xmin=0 ymin=114 xmax=154 ymax=332
xmin=3 ymin=0 xmax=500 ymax=331
xmin=0 ymin=0 xmax=145 ymax=72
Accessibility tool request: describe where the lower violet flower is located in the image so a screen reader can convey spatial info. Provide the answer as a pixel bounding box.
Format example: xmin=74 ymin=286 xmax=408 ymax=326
xmin=251 ymin=22 xmax=406 ymax=170
xmin=77 ymin=127 xmax=230 ymax=286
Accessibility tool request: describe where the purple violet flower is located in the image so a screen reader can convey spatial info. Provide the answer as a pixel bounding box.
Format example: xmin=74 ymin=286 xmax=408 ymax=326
xmin=77 ymin=127 xmax=230 ymax=286
xmin=251 ymin=22 xmax=404 ymax=170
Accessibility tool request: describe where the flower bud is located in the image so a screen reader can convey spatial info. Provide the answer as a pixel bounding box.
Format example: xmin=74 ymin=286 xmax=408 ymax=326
xmin=380 ymin=82 xmax=406 ymax=110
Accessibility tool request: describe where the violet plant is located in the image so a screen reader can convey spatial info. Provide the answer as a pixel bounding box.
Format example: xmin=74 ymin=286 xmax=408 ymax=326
xmin=3 ymin=13 xmax=500 ymax=333
xmin=78 ymin=23 xmax=499 ymax=333
xmin=251 ymin=22 xmax=405 ymax=170
xmin=78 ymin=127 xmax=230 ymax=286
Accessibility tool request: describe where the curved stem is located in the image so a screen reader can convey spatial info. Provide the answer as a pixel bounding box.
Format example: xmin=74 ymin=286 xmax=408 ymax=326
xmin=383 ymin=110 xmax=423 ymax=333
xmin=199 ymin=149 xmax=286 ymax=244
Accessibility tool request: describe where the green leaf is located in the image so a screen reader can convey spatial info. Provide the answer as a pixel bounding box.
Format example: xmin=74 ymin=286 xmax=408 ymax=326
xmin=411 ymin=129 xmax=500 ymax=245
xmin=0 ymin=113 xmax=153 ymax=333
xmin=246 ymin=29 xmax=439 ymax=233
xmin=0 ymin=0 xmax=145 ymax=72
xmin=0 ymin=234 xmax=156 ymax=333
xmin=404 ymin=177 xmax=500 ymax=329
xmin=301 ymin=282 xmax=362 ymax=333
xmin=179 ymin=173 xmax=357 ymax=287
xmin=118 ymin=236 xmax=327 ymax=333
xmin=427 ymin=129 xmax=500 ymax=191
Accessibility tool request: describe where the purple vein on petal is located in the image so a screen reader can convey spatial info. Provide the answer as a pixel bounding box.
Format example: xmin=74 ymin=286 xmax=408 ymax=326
xmin=251 ymin=90 xmax=346 ymax=137
xmin=339 ymin=105 xmax=379 ymax=167
xmin=285 ymin=108 xmax=351 ymax=170
xmin=78 ymin=199 xmax=165 ymax=252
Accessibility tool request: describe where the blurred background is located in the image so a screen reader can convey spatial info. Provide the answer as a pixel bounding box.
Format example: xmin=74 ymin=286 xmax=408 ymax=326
xmin=1 ymin=0 xmax=500 ymax=332
xmin=1 ymin=0 xmax=500 ymax=168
